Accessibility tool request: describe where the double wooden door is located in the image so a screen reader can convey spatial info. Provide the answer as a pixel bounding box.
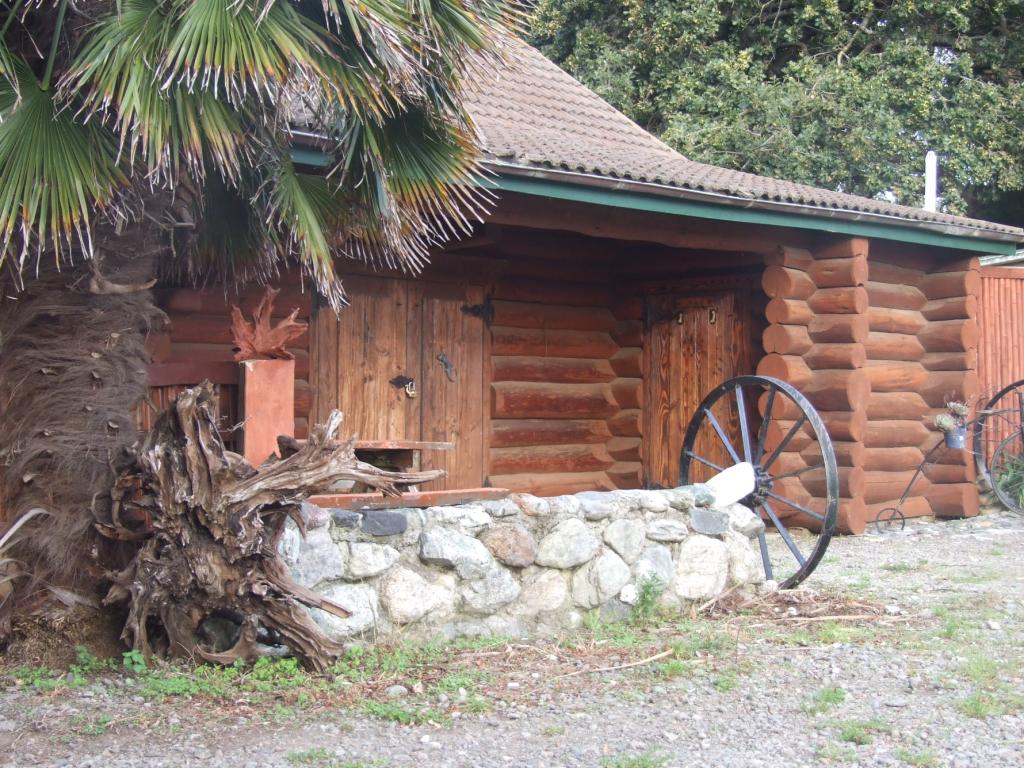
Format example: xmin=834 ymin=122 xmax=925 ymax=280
xmin=643 ymin=290 xmax=755 ymax=487
xmin=310 ymin=275 xmax=487 ymax=489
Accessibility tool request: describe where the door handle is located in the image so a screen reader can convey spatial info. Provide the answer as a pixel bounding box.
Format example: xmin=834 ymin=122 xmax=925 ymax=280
xmin=389 ymin=375 xmax=418 ymax=398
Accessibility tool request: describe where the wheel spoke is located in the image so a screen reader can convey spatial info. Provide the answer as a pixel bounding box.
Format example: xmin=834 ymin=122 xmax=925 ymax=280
xmin=757 ymin=532 xmax=773 ymax=581
xmin=770 ymin=463 xmax=824 ymax=481
xmin=735 ymin=385 xmax=752 ymax=463
xmin=685 ymin=450 xmax=726 ymax=473
xmin=703 ymin=407 xmax=742 ymax=465
xmin=763 ymin=490 xmax=825 ymax=522
xmin=762 ymin=414 xmax=807 ymax=470
xmin=754 ymin=387 xmax=776 ymax=464
xmin=761 ymin=501 xmax=807 ymax=566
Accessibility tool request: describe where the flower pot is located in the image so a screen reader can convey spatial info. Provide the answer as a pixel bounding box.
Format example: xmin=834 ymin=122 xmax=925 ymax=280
xmin=944 ymin=425 xmax=967 ymax=449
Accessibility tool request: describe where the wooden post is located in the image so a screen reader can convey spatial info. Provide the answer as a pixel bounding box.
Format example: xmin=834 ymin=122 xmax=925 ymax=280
xmin=240 ymin=359 xmax=296 ymax=466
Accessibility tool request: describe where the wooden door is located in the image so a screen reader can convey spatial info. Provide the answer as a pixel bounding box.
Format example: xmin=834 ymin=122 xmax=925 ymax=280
xmin=643 ymin=291 xmax=751 ymax=487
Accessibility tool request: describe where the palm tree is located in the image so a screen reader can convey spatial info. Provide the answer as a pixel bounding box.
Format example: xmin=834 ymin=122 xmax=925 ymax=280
xmin=0 ymin=0 xmax=520 ymax=634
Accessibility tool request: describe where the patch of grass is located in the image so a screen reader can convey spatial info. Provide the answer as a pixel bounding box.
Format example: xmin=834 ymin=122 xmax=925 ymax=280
xmin=882 ymin=562 xmax=915 ymax=573
xmin=669 ymin=619 xmax=732 ymax=660
xmin=629 ymin=575 xmax=664 ymax=626
xmin=541 ymin=725 xmax=565 ymax=736
xmin=989 ymin=547 xmax=1005 ymax=557
xmin=287 ymin=749 xmax=335 ymax=765
xmin=835 ymin=718 xmax=889 ymax=745
xmin=894 ymin=748 xmax=939 ymax=767
xmin=331 ymin=642 xmax=445 ymax=683
xmin=599 ymin=750 xmax=668 ymax=768
xmin=451 ymin=634 xmax=514 ymax=652
xmin=958 ymin=689 xmax=1024 ymax=719
xmin=959 ymin=655 xmax=1001 ymax=687
xmin=815 ymin=744 xmax=857 ymax=763
xmin=713 ymin=669 xmax=739 ymax=692
xmin=361 ymin=700 xmax=446 ymax=725
xmin=73 ymin=714 xmax=114 ymax=736
xmin=431 ymin=669 xmax=489 ymax=695
xmin=652 ymin=659 xmax=689 ymax=679
xmin=802 ymin=686 xmax=846 ymax=715
xmin=580 ymin=612 xmax=645 ymax=648
xmin=5 ymin=665 xmax=71 ymax=692
xmin=816 ymin=621 xmax=869 ymax=645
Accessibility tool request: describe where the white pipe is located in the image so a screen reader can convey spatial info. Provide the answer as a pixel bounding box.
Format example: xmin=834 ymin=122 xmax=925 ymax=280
xmin=924 ymin=151 xmax=938 ymax=212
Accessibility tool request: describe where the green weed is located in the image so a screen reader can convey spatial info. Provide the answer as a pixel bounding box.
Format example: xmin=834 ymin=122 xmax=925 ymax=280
xmin=835 ymin=718 xmax=889 ymax=745
xmin=713 ymin=669 xmax=739 ymax=692
xmin=599 ymin=750 xmax=668 ymax=768
xmin=361 ymin=700 xmax=445 ymax=725
xmin=630 ymin=575 xmax=664 ymax=626
xmin=541 ymin=725 xmax=566 ymax=736
xmin=802 ymin=686 xmax=846 ymax=715
xmin=894 ymin=748 xmax=939 ymax=767
xmin=815 ymin=744 xmax=857 ymax=763
xmin=652 ymin=659 xmax=689 ymax=679
xmin=958 ymin=689 xmax=1024 ymax=719
xmin=817 ymin=621 xmax=868 ymax=645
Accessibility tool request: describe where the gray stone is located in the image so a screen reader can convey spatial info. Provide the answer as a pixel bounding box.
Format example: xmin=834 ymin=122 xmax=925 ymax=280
xmin=692 ymin=484 xmax=716 ymax=507
xmin=380 ymin=568 xmax=453 ymax=624
xmin=514 ymin=568 xmax=568 ymax=615
xmin=361 ymin=510 xmax=408 ymax=536
xmin=723 ymin=530 xmax=765 ymax=586
xmin=511 ymin=493 xmax=551 ymax=517
xmin=576 ymin=491 xmax=632 ymax=521
xmin=724 ymin=503 xmax=766 ymax=538
xmin=419 ymin=527 xmax=494 ymax=579
xmin=278 ymin=522 xmax=302 ymax=565
xmin=479 ymin=524 xmax=537 ymax=568
xmin=330 ymin=509 xmax=362 ymax=529
xmin=663 ymin=486 xmax=698 ymax=511
xmin=300 ymin=501 xmax=331 ymax=529
xmin=425 ymin=505 xmax=491 ymax=535
xmin=385 ymin=685 xmax=409 ymax=699
xmin=632 ymin=490 xmax=671 ymax=514
xmin=689 ymin=506 xmax=729 ymax=536
xmin=633 ymin=543 xmax=674 ymax=588
xmin=311 ymin=582 xmax=379 ymax=638
xmin=535 ymin=518 xmax=601 ymax=569
xmin=598 ymin=598 xmax=632 ymax=622
xmin=480 ymin=499 xmax=521 ymax=518
xmin=344 ymin=542 xmax=400 ymax=580
xmin=603 ymin=519 xmax=647 ymax=564
xmin=460 ymin=565 xmax=521 ymax=615
xmin=289 ymin=526 xmax=346 ymax=587
xmin=646 ymin=519 xmax=689 ymax=543
xmin=572 ymin=550 xmax=631 ymax=608
xmin=546 ymin=494 xmax=584 ymax=518
xmin=672 ymin=536 xmax=729 ymax=601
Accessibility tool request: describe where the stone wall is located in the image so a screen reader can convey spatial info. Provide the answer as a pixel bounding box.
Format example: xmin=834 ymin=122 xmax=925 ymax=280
xmin=281 ymin=486 xmax=768 ymax=642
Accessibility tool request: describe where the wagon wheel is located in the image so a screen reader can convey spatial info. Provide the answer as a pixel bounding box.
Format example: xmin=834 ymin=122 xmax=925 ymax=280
xmin=973 ymin=379 xmax=1024 ymax=514
xmin=679 ymin=375 xmax=839 ymax=588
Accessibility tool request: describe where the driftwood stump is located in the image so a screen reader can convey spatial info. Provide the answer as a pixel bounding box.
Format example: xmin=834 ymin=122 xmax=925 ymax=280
xmin=100 ymin=385 xmax=442 ymax=672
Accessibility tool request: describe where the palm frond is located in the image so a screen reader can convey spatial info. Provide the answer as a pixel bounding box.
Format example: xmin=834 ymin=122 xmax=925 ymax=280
xmin=0 ymin=58 xmax=126 ymax=267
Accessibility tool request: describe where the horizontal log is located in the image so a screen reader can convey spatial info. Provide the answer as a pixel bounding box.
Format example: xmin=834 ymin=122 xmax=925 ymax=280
xmin=865 ymin=361 xmax=928 ymax=393
xmin=866 ymin=497 xmax=931 ymax=523
xmin=492 ymin=356 xmax=616 ymax=384
xmin=149 ymin=361 xmax=239 ymax=387
xmin=915 ymin=439 xmax=973 ymax=467
xmin=490 ymin=444 xmax=615 ymax=475
xmin=763 ymin=420 xmax=815 ymax=455
xmin=160 ymin=287 xmax=313 ymax=318
xmin=764 ymin=245 xmax=814 ymax=270
xmin=917 ymin=319 xmax=978 ymax=354
xmin=491 ymin=382 xmax=618 ymax=420
xmin=806 ymin=286 xmax=868 ymax=315
xmin=803 ymin=466 xmax=864 ymax=499
xmin=611 ymin=297 xmax=643 ymax=322
xmin=492 ymin=277 xmax=611 ymax=307
xmin=757 ymin=354 xmax=813 ymax=389
xmin=611 ymin=320 xmax=643 ymax=348
xmin=804 ymin=368 xmax=870 ymax=411
xmin=490 ymin=301 xmax=616 ymax=331
xmin=864 ymin=420 xmax=931 ymax=448
xmin=807 ymin=314 xmax=869 ymax=343
xmin=807 ymin=256 xmax=868 ymax=288
xmin=608 ymin=409 xmax=641 ymax=437
xmin=861 ymin=447 xmax=926 ymax=472
xmin=763 ymin=324 xmax=814 ymax=355
xmin=927 ymin=483 xmax=980 ymax=518
xmin=491 ymin=326 xmax=619 ymax=359
xmin=607 ymin=437 xmax=642 ymax=462
xmin=922 ymin=295 xmax=977 ymax=321
xmin=919 ymin=370 xmax=979 ymax=408
xmin=836 ymin=498 xmax=868 ymax=535
xmin=814 ymin=237 xmax=869 ymax=263
xmin=311 ymin=487 xmax=509 ymax=511
xmin=491 ymin=418 xmax=612 ymax=448
xmin=821 ymin=411 xmax=867 ymax=442
xmin=805 ymin=343 xmax=866 ymax=370
xmin=611 ymin=378 xmax=643 ymax=410
xmin=610 ymin=348 xmax=642 ymax=378
xmin=489 ymin=471 xmax=615 ymax=495
xmin=866 ymin=392 xmax=929 ymax=420
xmin=920 ymin=270 xmax=980 ymax=300
xmin=294 ymin=417 xmax=308 ymax=440
xmin=765 ymin=297 xmax=813 ymax=325
xmin=606 ymin=462 xmax=643 ymax=490
xmin=866 ymin=306 xmax=926 ymax=335
xmin=865 ymin=332 xmax=926 ymax=362
xmin=800 ymin=439 xmax=864 ymax=468
xmin=762 ymin=265 xmax=816 ymax=299
xmin=865 ymin=281 xmax=927 ymax=311
xmin=922 ymin=463 xmax=973 ymax=484
xmin=867 ymin=259 xmax=923 ymax=285
xmin=860 ymin=470 xmax=926 ymax=505
xmin=294 ymin=379 xmax=311 ymax=416
xmin=922 ymin=350 xmax=977 ymax=371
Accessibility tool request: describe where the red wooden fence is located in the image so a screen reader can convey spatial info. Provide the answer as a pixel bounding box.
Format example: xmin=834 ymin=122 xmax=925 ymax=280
xmin=978 ymin=266 xmax=1024 ymax=401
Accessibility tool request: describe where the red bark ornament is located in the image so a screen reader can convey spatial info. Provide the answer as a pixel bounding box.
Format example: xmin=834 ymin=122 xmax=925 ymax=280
xmin=230 ymin=288 xmax=307 ymax=361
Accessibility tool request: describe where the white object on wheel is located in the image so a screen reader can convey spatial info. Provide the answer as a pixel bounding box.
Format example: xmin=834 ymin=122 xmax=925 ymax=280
xmin=704 ymin=462 xmax=756 ymax=507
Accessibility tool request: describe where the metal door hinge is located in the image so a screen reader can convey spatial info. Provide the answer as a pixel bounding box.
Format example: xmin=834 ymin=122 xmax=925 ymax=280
xmin=460 ymin=298 xmax=494 ymax=325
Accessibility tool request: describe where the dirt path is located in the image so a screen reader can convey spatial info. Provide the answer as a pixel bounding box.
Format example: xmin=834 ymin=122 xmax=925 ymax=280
xmin=3 ymin=511 xmax=1023 ymax=768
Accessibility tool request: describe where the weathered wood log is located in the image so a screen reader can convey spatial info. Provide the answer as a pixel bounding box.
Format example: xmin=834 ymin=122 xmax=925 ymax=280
xmin=919 ymin=371 xmax=979 ymax=408
xmin=762 ymin=265 xmax=816 ymax=299
xmin=836 ymin=498 xmax=868 ymax=535
xmin=757 ymin=354 xmax=813 ymax=388
xmin=803 ymin=466 xmax=865 ymax=499
xmin=490 ymin=444 xmax=615 ymax=475
xmin=492 ymin=276 xmax=611 ymax=307
xmin=807 ymin=313 xmax=869 ymax=343
xmin=866 ymin=392 xmax=929 ymax=420
xmin=861 ymin=446 xmax=925 ymax=472
xmin=865 ymin=332 xmax=926 ymax=362
xmin=860 ymin=471 xmax=927 ymax=504
xmin=765 ymin=297 xmax=813 ymax=325
xmin=866 ymin=496 xmax=931 ymax=522
xmin=293 ymin=379 xmax=312 ymax=417
xmin=922 ymin=463 xmax=973 ymax=484
xmin=611 ymin=378 xmax=643 ymax=410
xmin=492 ymin=356 xmax=616 ymax=384
xmin=611 ymin=320 xmax=643 ymax=348
xmin=927 ymin=483 xmax=980 ymax=518
xmin=163 ymin=287 xmax=313 ymax=319
xmin=807 ymin=256 xmax=868 ymax=288
xmin=100 ymin=385 xmax=443 ymax=672
xmin=804 ymin=343 xmax=866 ymax=370
xmin=610 ymin=348 xmax=642 ymax=378
xmin=763 ymin=323 xmax=814 ymax=355
xmin=491 ymin=326 xmax=619 ymax=359
xmin=821 ymin=411 xmax=867 ymax=442
xmin=866 ymin=306 xmax=926 ymax=335
xmin=922 ymin=351 xmax=978 ymax=371
xmin=864 ymin=361 xmax=929 ymax=393
xmin=920 ymin=270 xmax=980 ymax=300
xmin=802 ymin=440 xmax=864 ymax=468
xmin=917 ymin=319 xmax=978 ymax=353
xmin=865 ymin=281 xmax=927 ymax=311
xmin=803 ymin=369 xmax=870 ymax=412
xmin=867 ymin=259 xmax=922 ymax=284
xmin=814 ymin=237 xmax=869 ymax=263
xmin=608 ymin=409 xmax=642 ymax=437
xmin=806 ymin=286 xmax=868 ymax=315
xmin=922 ymin=295 xmax=977 ymax=321
xmin=490 ymin=471 xmax=615 ymax=495
xmin=490 ymin=301 xmax=616 ymax=331
xmin=491 ymin=381 xmax=618 ymax=419
xmin=491 ymin=418 xmax=612 ymax=448
xmin=611 ymin=296 xmax=643 ymax=322
xmin=608 ymin=436 xmax=643 ymax=462
xmin=764 ymin=245 xmax=814 ymax=270
xmin=606 ymin=462 xmax=643 ymax=489
xmin=864 ymin=420 xmax=931 ymax=448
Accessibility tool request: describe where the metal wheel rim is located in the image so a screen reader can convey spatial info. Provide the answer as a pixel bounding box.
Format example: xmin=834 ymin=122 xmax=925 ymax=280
xmin=989 ymin=432 xmax=1024 ymax=514
xmin=973 ymin=378 xmax=1024 ymax=492
xmin=679 ymin=375 xmax=839 ymax=589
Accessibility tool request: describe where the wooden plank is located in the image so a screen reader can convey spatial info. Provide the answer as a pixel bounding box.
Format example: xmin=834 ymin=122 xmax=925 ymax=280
xmin=353 ymin=440 xmax=453 ymax=451
xmin=491 ymin=419 xmax=612 ymax=448
xmin=492 ymin=356 xmax=616 ymax=384
xmin=310 ymin=487 xmax=509 ymax=511
xmin=148 ymin=361 xmax=239 ymax=387
xmin=491 ymin=326 xmax=619 ymax=358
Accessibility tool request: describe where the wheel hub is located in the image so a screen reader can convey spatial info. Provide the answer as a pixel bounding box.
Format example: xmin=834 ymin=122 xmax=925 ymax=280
xmin=747 ymin=464 xmax=773 ymax=506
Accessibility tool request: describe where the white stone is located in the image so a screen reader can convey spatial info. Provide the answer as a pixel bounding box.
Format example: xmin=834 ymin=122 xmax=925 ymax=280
xmin=618 ymin=583 xmax=638 ymax=605
xmin=576 ymin=492 xmax=633 ymax=520
xmin=672 ymin=536 xmax=729 ymax=601
xmin=278 ymin=522 xmax=302 ymax=565
xmin=344 ymin=542 xmax=400 ymax=580
xmin=380 ymin=567 xmax=453 ymax=624
xmin=481 ymin=499 xmax=521 ymax=518
xmin=460 ymin=565 xmax=521 ymax=615
xmin=511 ymin=494 xmax=550 ymax=517
xmin=723 ymin=529 xmax=765 ymax=586
xmin=514 ymin=569 xmax=569 ymax=616
xmin=546 ymin=495 xmax=584 ymax=518
xmin=288 ymin=526 xmax=347 ymax=588
xmin=572 ymin=550 xmax=631 ymax=608
xmin=705 ymin=462 xmax=756 ymax=507
xmin=633 ymin=490 xmax=671 ymax=514
xmin=633 ymin=543 xmax=675 ymax=588
xmin=535 ymin=519 xmax=601 ymax=569
xmin=724 ymin=503 xmax=766 ymax=538
xmin=603 ymin=519 xmax=647 ymax=564
xmin=311 ymin=583 xmax=380 ymax=638
xmin=419 ymin=527 xmax=494 ymax=579
xmin=646 ymin=519 xmax=689 ymax=542
xmin=424 ymin=505 xmax=492 ymax=535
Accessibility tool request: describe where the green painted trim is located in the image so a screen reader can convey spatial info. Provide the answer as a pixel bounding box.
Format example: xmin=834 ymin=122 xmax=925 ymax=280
xmin=486 ymin=175 xmax=1019 ymax=255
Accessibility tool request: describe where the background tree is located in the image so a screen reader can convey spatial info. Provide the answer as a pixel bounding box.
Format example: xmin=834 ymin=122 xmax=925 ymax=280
xmin=0 ymin=0 xmax=520 ymax=629
xmin=530 ymin=0 xmax=1024 ymax=225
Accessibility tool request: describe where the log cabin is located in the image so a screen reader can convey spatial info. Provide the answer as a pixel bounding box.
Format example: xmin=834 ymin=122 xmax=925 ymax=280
xmin=145 ymin=40 xmax=1024 ymax=534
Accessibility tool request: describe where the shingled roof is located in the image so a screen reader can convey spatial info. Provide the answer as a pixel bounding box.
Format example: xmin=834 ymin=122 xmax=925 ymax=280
xmin=464 ymin=40 xmax=1023 ymax=242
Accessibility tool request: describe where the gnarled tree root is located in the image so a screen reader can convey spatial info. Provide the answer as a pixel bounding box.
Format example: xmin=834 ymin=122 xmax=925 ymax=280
xmin=100 ymin=384 xmax=443 ymax=672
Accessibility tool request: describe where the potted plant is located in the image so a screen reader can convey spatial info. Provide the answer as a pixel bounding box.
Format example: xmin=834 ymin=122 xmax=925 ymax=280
xmin=934 ymin=400 xmax=970 ymax=449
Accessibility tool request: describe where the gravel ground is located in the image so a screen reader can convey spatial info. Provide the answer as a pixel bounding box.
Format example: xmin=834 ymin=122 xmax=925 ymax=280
xmin=2 ymin=511 xmax=1023 ymax=768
